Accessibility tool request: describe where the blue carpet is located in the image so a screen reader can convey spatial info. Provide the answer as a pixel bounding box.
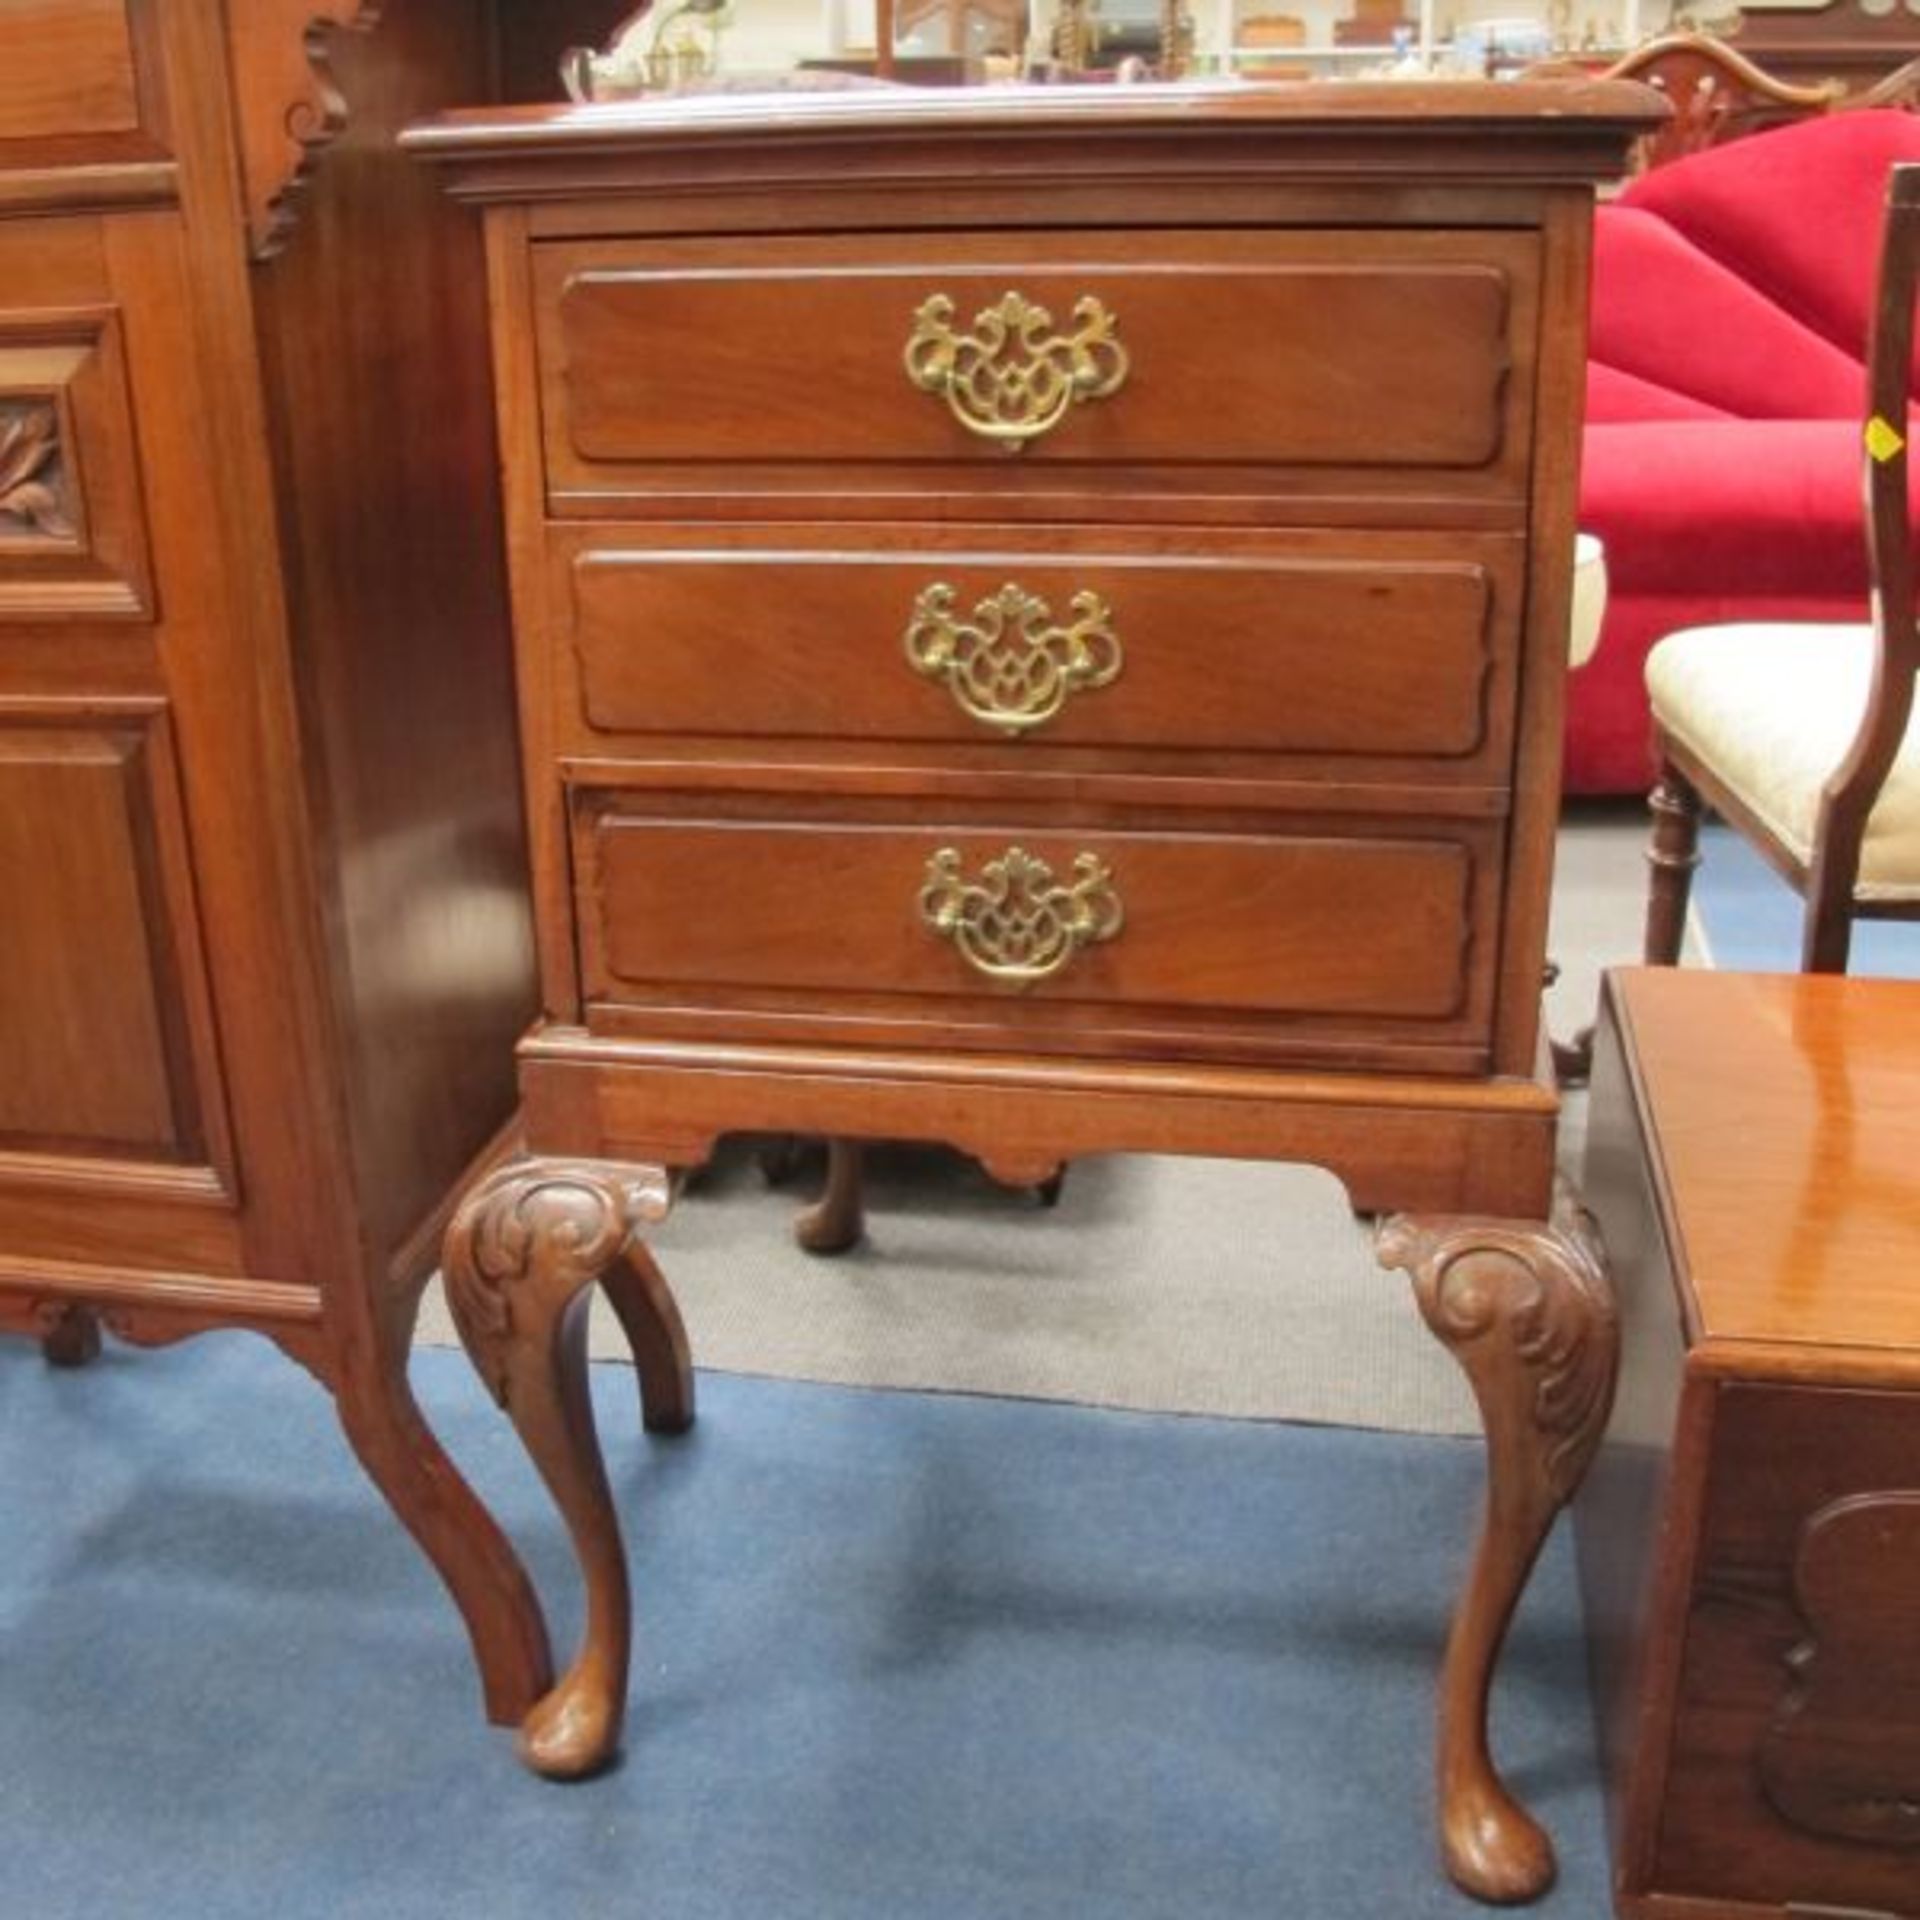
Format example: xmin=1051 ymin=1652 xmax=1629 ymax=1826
xmin=1695 ymin=821 xmax=1920 ymax=974
xmin=0 ymin=1337 xmax=1607 ymax=1919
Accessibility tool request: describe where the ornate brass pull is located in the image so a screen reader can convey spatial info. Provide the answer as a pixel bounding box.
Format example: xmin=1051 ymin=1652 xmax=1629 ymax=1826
xmin=903 ymin=291 xmax=1129 ymax=450
xmin=904 ymin=582 xmax=1122 ymax=736
xmin=918 ymin=846 xmax=1123 ymax=986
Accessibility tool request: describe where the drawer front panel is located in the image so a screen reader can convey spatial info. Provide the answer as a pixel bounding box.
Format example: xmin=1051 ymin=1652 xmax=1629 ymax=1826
xmin=574 ymin=806 xmax=1493 ymax=1042
xmin=568 ymin=541 xmax=1514 ymax=767
xmin=534 ymin=230 xmax=1536 ymax=510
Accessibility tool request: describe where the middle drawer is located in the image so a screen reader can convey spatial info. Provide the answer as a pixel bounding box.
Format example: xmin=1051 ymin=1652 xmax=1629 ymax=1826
xmin=554 ymin=528 xmax=1525 ymax=782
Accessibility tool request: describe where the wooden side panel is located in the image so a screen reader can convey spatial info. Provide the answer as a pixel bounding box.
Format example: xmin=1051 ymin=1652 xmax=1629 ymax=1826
xmin=1656 ymin=1381 xmax=1920 ymax=1915
xmin=0 ymin=1 xmax=140 ymax=142
xmin=251 ymin=0 xmax=534 ymax=1263
xmin=1575 ymin=989 xmax=1705 ymax=1900
xmin=0 ymin=710 xmax=218 ymax=1162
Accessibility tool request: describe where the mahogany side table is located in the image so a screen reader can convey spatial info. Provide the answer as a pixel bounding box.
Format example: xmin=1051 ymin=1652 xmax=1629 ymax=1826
xmin=409 ymin=79 xmax=1661 ymax=1902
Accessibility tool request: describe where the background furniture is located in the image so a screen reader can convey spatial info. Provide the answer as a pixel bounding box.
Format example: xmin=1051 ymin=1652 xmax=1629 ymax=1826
xmin=1580 ymin=966 xmax=1920 ymax=1916
xmin=1572 ymin=103 xmax=1920 ymax=793
xmin=412 ymin=78 xmax=1658 ymax=1899
xmin=1732 ymin=0 xmax=1920 ymax=99
xmin=1642 ymin=161 xmax=1920 ymax=974
xmin=0 ymin=0 xmax=637 ymax=1754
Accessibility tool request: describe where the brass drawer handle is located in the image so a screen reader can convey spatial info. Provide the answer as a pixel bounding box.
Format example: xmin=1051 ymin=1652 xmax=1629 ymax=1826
xmin=918 ymin=846 xmax=1123 ymax=986
xmin=903 ymin=291 xmax=1129 ymax=450
xmin=904 ymin=582 xmax=1123 ymax=736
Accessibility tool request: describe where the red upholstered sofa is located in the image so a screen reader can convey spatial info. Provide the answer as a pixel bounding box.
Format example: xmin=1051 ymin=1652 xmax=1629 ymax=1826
xmin=1571 ymin=108 xmax=1920 ymax=794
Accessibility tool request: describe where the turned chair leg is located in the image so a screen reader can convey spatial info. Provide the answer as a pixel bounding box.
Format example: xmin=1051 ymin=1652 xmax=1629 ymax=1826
xmin=1377 ymin=1187 xmax=1618 ymax=1904
xmin=1643 ymin=766 xmax=1703 ymax=967
xmin=442 ymin=1157 xmax=693 ymax=1780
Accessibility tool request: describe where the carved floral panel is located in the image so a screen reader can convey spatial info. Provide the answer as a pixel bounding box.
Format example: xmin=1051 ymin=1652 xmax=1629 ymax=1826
xmin=0 ymin=321 xmax=151 ymax=618
xmin=0 ymin=398 xmax=77 ymax=545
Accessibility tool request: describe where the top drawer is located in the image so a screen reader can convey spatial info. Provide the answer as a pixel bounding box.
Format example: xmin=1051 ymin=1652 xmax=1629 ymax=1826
xmin=531 ymin=229 xmax=1539 ymax=524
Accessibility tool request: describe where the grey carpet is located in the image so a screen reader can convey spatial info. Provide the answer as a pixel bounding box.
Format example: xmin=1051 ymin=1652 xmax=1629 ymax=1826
xmin=417 ymin=803 xmax=1670 ymax=1434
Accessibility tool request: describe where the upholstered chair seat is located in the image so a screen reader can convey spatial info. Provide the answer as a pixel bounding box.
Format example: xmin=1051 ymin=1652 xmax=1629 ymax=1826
xmin=1648 ymin=622 xmax=1920 ymax=901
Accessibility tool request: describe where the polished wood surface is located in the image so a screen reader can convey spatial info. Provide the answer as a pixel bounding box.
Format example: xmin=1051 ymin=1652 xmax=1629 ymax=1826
xmin=1611 ymin=969 xmax=1920 ymax=1366
xmin=250 ymin=0 xmax=533 ymax=1262
xmin=0 ymin=1 xmax=141 ymax=142
xmin=1579 ymin=967 xmax=1920 ymax=1918
xmin=416 ymin=78 xmax=1658 ymax=1899
xmin=0 ymin=0 xmax=621 ymax=1758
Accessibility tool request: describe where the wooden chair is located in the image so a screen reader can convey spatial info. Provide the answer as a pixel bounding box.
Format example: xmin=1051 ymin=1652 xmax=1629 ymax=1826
xmin=1641 ymin=160 xmax=1920 ymax=977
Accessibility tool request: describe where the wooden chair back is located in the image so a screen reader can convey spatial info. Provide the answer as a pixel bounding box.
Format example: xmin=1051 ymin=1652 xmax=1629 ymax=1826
xmin=1605 ymin=33 xmax=1843 ymax=170
xmin=1802 ymin=161 xmax=1920 ymax=959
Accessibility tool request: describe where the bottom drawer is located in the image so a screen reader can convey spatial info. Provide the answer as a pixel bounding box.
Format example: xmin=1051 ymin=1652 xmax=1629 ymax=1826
xmin=571 ymin=796 xmax=1501 ymax=1066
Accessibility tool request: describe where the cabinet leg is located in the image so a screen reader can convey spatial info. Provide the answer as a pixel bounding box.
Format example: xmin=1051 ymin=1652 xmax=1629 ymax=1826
xmin=598 ymin=1236 xmax=696 ymax=1436
xmin=39 ymin=1304 xmax=102 ymax=1368
xmin=442 ymin=1157 xmax=689 ymax=1780
xmin=334 ymin=1355 xmax=555 ymax=1728
xmin=1377 ymin=1187 xmax=1617 ymax=1904
xmin=795 ymin=1138 xmax=866 ymax=1254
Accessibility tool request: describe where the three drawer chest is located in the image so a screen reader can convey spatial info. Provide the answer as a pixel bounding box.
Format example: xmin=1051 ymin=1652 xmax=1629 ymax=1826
xmin=409 ymin=80 xmax=1659 ymax=1902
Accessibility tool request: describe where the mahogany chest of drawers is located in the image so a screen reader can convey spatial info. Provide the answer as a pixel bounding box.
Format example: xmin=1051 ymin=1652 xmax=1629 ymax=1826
xmin=411 ymin=80 xmax=1659 ymax=1902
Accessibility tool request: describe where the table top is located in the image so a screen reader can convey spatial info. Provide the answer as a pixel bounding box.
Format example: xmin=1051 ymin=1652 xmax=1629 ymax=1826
xmin=1603 ymin=967 xmax=1920 ymax=1365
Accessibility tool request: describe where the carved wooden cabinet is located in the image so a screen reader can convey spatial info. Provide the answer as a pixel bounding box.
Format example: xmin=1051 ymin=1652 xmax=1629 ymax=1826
xmin=411 ymin=81 xmax=1659 ymax=1900
xmin=1581 ymin=969 xmax=1920 ymax=1919
xmin=0 ymin=0 xmax=636 ymax=1752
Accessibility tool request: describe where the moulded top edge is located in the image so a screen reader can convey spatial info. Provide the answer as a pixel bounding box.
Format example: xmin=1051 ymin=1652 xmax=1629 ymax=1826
xmin=401 ymin=76 xmax=1667 ymax=167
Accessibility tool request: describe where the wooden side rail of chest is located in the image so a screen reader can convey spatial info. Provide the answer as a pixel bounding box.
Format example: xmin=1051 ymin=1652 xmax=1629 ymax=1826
xmin=408 ymin=80 xmax=1661 ymax=1903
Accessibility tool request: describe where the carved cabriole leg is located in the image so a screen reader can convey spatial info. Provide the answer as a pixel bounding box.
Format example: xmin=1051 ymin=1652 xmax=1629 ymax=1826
xmin=597 ymin=1237 xmax=695 ymax=1436
xmin=1643 ymin=766 xmax=1703 ymax=967
xmin=1377 ymin=1187 xmax=1618 ymax=1905
xmin=442 ymin=1157 xmax=692 ymax=1780
xmin=795 ymin=1138 xmax=866 ymax=1254
xmin=331 ymin=1323 xmax=554 ymax=1730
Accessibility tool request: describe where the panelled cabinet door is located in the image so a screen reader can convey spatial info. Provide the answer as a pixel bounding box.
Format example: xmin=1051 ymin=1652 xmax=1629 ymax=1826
xmin=0 ymin=204 xmax=240 ymax=1256
xmin=0 ymin=711 xmax=228 ymax=1182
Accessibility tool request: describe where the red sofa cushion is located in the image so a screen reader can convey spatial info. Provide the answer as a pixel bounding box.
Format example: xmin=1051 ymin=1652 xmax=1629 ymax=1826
xmin=1570 ymin=112 xmax=1920 ymax=794
xmin=1582 ymin=418 xmax=1872 ymax=597
xmin=1585 ymin=361 xmax=1732 ymax=423
xmin=1621 ymin=109 xmax=1920 ymax=379
xmin=1588 ymin=204 xmax=1866 ymax=419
